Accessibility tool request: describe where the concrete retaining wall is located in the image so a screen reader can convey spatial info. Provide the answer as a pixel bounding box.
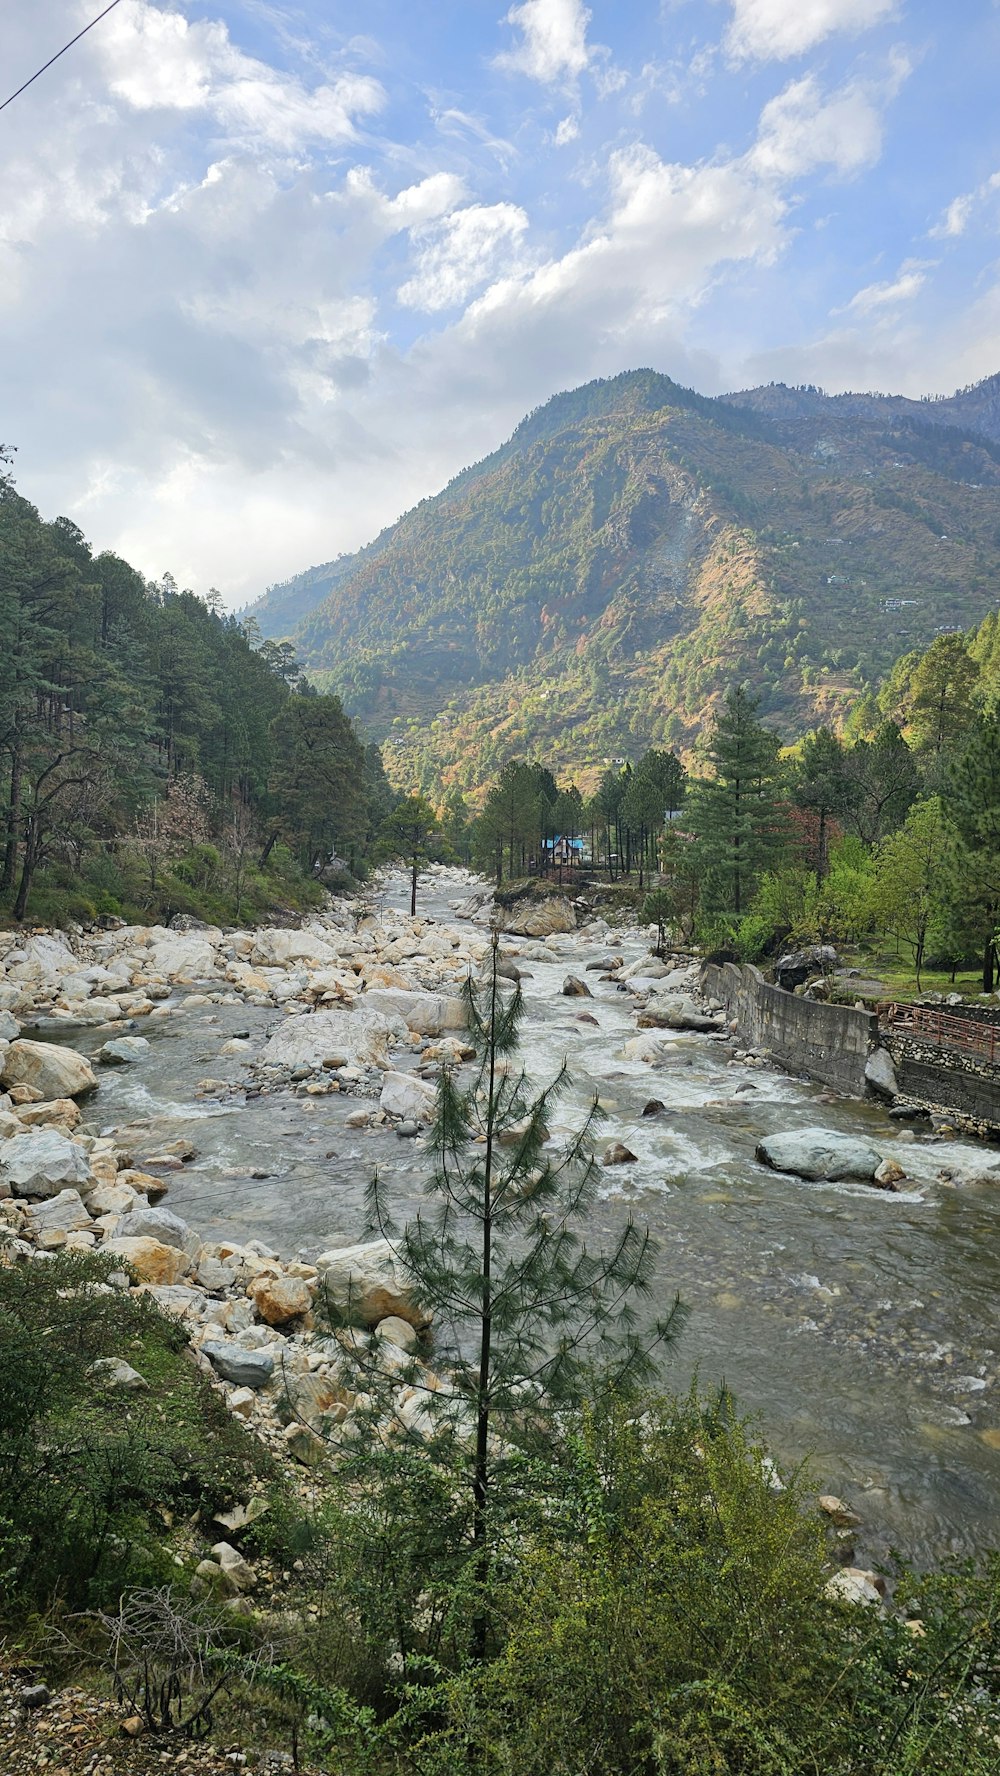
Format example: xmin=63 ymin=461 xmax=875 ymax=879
xmin=700 ymin=962 xmax=877 ymax=1094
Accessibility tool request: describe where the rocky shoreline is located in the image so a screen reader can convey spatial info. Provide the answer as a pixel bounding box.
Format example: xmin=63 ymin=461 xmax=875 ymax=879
xmin=0 ymin=867 xmax=922 ymax=1614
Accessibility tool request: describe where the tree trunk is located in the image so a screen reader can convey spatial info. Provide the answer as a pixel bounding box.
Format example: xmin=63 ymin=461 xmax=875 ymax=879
xmin=410 ymin=852 xmax=418 ymax=917
xmin=984 ymin=931 xmax=995 ymax=994
xmin=2 ymin=736 xmax=23 ymax=893
xmin=258 ymin=829 xmax=280 ymax=868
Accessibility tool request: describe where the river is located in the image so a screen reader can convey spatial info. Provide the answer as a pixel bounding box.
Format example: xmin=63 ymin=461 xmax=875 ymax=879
xmin=50 ymin=872 xmax=1000 ymax=1570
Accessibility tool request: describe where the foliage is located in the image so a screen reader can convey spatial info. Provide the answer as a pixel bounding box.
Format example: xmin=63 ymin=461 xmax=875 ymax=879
xmin=362 ymin=933 xmax=685 ymax=1657
xmin=0 ymin=1249 xmax=272 ymax=1611
xmin=684 ymin=687 xmax=785 ymax=917
xmin=0 ymin=469 xmax=385 ymax=924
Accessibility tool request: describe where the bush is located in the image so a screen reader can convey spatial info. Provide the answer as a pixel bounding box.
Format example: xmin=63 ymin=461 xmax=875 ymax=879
xmin=0 ymin=1251 xmax=275 ymax=1611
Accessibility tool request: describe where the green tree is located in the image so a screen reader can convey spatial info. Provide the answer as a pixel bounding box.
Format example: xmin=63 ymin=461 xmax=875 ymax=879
xmin=869 ymin=796 xmax=952 ymax=990
xmin=840 ymin=721 xmax=919 ymax=845
xmin=686 ymin=687 xmax=783 ymax=916
xmin=948 ymin=713 xmax=1000 ymax=989
xmin=364 ymin=934 xmax=684 ymax=1657
xmin=794 ymin=728 xmax=849 ymax=880
xmin=265 ymin=693 xmax=367 ymax=873
xmin=378 ymin=793 xmax=442 ymax=915
xmin=908 ymin=634 xmax=981 ymax=758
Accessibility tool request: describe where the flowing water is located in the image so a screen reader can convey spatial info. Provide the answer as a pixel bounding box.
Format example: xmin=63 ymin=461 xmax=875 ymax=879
xmin=50 ymin=874 xmax=1000 ymax=1569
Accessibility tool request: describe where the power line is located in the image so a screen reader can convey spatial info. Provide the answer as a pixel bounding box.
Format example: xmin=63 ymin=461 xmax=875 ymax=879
xmin=0 ymin=0 xmax=126 ymax=117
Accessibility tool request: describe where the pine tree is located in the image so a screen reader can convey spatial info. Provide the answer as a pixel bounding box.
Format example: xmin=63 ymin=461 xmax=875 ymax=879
xmin=686 ymin=686 xmax=782 ymax=916
xmin=948 ymin=714 xmax=1000 ymax=990
xmin=364 ymin=933 xmax=684 ymax=1656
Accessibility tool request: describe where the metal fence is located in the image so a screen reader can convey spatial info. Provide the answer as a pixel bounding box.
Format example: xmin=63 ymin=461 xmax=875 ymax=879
xmin=880 ymin=1003 xmax=1000 ymax=1063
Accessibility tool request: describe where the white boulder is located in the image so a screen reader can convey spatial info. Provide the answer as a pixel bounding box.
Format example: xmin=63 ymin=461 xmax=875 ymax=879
xmin=0 ymin=1129 xmax=93 ymax=1198
xmin=1 ymin=1039 xmax=97 ymax=1100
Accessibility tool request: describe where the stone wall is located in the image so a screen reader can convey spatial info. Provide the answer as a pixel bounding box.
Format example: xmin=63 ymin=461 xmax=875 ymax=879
xmin=700 ymin=962 xmax=877 ymax=1094
xmin=888 ymin=1038 xmax=1000 ymax=1128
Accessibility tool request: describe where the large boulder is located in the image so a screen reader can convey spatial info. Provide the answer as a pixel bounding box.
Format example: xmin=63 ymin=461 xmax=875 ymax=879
xmin=0 ymin=1129 xmax=93 ymax=1198
xmin=0 ymin=1011 xmax=20 ymax=1041
xmin=145 ymin=929 xmax=221 ymax=981
xmin=379 ymin=1071 xmax=438 ymax=1123
xmin=865 ymin=1047 xmax=898 ymax=1100
xmin=362 ymin=988 xmax=467 ymax=1036
xmin=755 ymin=1129 xmax=883 ymax=1183
xmin=251 ymin=929 xmax=340 ymax=967
xmin=27 ymin=1188 xmax=94 ymax=1234
xmin=247 ymin=1274 xmax=312 ymax=1327
xmin=500 ymin=896 xmax=576 ymax=938
xmin=202 ymin=1342 xmax=274 ymax=1388
xmin=102 ymin=1236 xmax=192 ymax=1285
xmin=774 ymin=945 xmax=838 ymax=992
xmin=1 ymin=1039 xmax=97 ymax=1101
xmin=257 ymin=1007 xmax=406 ymax=1072
xmin=315 ymin=1238 xmax=426 ymax=1329
xmin=114 ymin=1205 xmax=195 ymax=1251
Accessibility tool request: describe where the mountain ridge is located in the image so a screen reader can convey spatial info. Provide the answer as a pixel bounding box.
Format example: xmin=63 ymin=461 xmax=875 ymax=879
xmin=243 ymin=368 xmax=1000 ymax=794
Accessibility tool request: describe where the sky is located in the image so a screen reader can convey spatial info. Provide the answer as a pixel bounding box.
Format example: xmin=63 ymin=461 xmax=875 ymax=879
xmin=2 ymin=0 xmax=1000 ymax=606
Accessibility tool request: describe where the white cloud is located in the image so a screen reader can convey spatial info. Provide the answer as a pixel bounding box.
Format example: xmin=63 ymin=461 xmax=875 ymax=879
xmin=843 ymin=257 xmax=932 ymax=314
xmin=398 ymin=203 xmax=531 ymax=311
xmin=553 ymin=114 xmax=580 ymax=145
xmin=726 ymin=0 xmax=900 ymax=63
xmin=98 ymin=0 xmax=384 ymax=147
xmin=497 ymin=0 xmax=592 ymax=85
xmin=929 ymin=173 xmax=1000 ymax=240
xmin=750 ymin=73 xmax=890 ymax=181
xmin=930 ymin=192 xmax=975 ymax=240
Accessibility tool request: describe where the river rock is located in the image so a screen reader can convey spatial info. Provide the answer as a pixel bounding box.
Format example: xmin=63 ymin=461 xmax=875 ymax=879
xmin=825 ymin=1568 xmax=884 ymax=1607
xmin=16 ymin=1097 xmax=82 ymax=1131
xmin=380 ymin=1071 xmax=438 ymax=1123
xmin=250 ymin=929 xmax=339 ymax=968
xmin=0 ymin=1129 xmax=93 ymax=1198
xmin=247 ymin=1274 xmax=312 ymax=1326
xmin=864 ymin=1047 xmax=898 ymax=1100
xmin=376 ymin=1314 xmax=420 ymax=1353
xmin=314 ymin=1237 xmax=425 ymax=1329
xmin=27 ymin=1188 xmax=94 ymax=1234
xmin=641 ymin=1099 xmax=666 ymax=1117
xmin=362 ymin=988 xmax=467 ymax=1036
xmin=98 ymin=1036 xmax=151 ymax=1065
xmin=202 ymin=1342 xmax=275 ymax=1388
xmin=755 ymin=1130 xmax=882 ymax=1183
xmin=1 ymin=1039 xmax=97 ymax=1101
xmin=873 ymin=1158 xmax=907 ymax=1190
xmin=145 ymin=929 xmax=221 ymax=980
xmin=114 ymin=1205 xmax=194 ymax=1250
xmin=102 ymin=1235 xmax=192 ymax=1285
xmin=818 ymin=1494 xmax=862 ymax=1528
xmin=500 ymin=896 xmax=576 ymax=938
xmin=561 ymin=975 xmax=592 ymax=998
xmin=0 ymin=1011 xmax=19 ymax=1041
xmin=257 ymin=1007 xmax=405 ymax=1072
xmin=602 ymin=1142 xmax=638 ymax=1166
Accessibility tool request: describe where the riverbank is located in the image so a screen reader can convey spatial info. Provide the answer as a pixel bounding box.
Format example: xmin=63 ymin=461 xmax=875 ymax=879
xmin=1 ymin=864 xmax=999 ymax=1569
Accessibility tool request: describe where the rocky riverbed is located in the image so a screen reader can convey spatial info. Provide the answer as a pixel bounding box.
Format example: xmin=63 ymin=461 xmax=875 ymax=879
xmin=1 ymin=866 xmax=999 ymax=1573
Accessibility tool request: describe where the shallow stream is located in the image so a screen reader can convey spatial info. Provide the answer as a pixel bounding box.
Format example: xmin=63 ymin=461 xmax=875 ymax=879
xmin=49 ymin=875 xmax=1000 ymax=1568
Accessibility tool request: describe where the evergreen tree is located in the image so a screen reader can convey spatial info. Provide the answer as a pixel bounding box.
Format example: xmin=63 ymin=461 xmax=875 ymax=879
xmin=794 ymin=728 xmax=849 ymax=880
xmin=686 ymin=687 xmax=782 ymax=916
xmin=908 ymin=634 xmax=980 ymax=757
xmin=948 ymin=714 xmax=1000 ymax=989
xmin=840 ymin=721 xmax=919 ymax=845
xmin=868 ymin=796 xmax=952 ymax=991
xmin=377 ymin=793 xmax=442 ymax=914
xmin=364 ymin=933 xmax=684 ymax=1657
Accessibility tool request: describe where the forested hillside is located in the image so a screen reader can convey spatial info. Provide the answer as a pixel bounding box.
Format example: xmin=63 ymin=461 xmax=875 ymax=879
xmin=0 ymin=450 xmax=391 ymax=926
xmin=249 ymin=369 xmax=1000 ymax=798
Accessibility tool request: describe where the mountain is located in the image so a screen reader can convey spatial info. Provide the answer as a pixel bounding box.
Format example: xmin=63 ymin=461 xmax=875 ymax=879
xmin=251 ymin=369 xmax=1000 ymax=794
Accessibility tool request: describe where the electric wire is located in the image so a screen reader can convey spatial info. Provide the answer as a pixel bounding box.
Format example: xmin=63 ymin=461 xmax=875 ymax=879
xmin=0 ymin=0 xmax=126 ymax=117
